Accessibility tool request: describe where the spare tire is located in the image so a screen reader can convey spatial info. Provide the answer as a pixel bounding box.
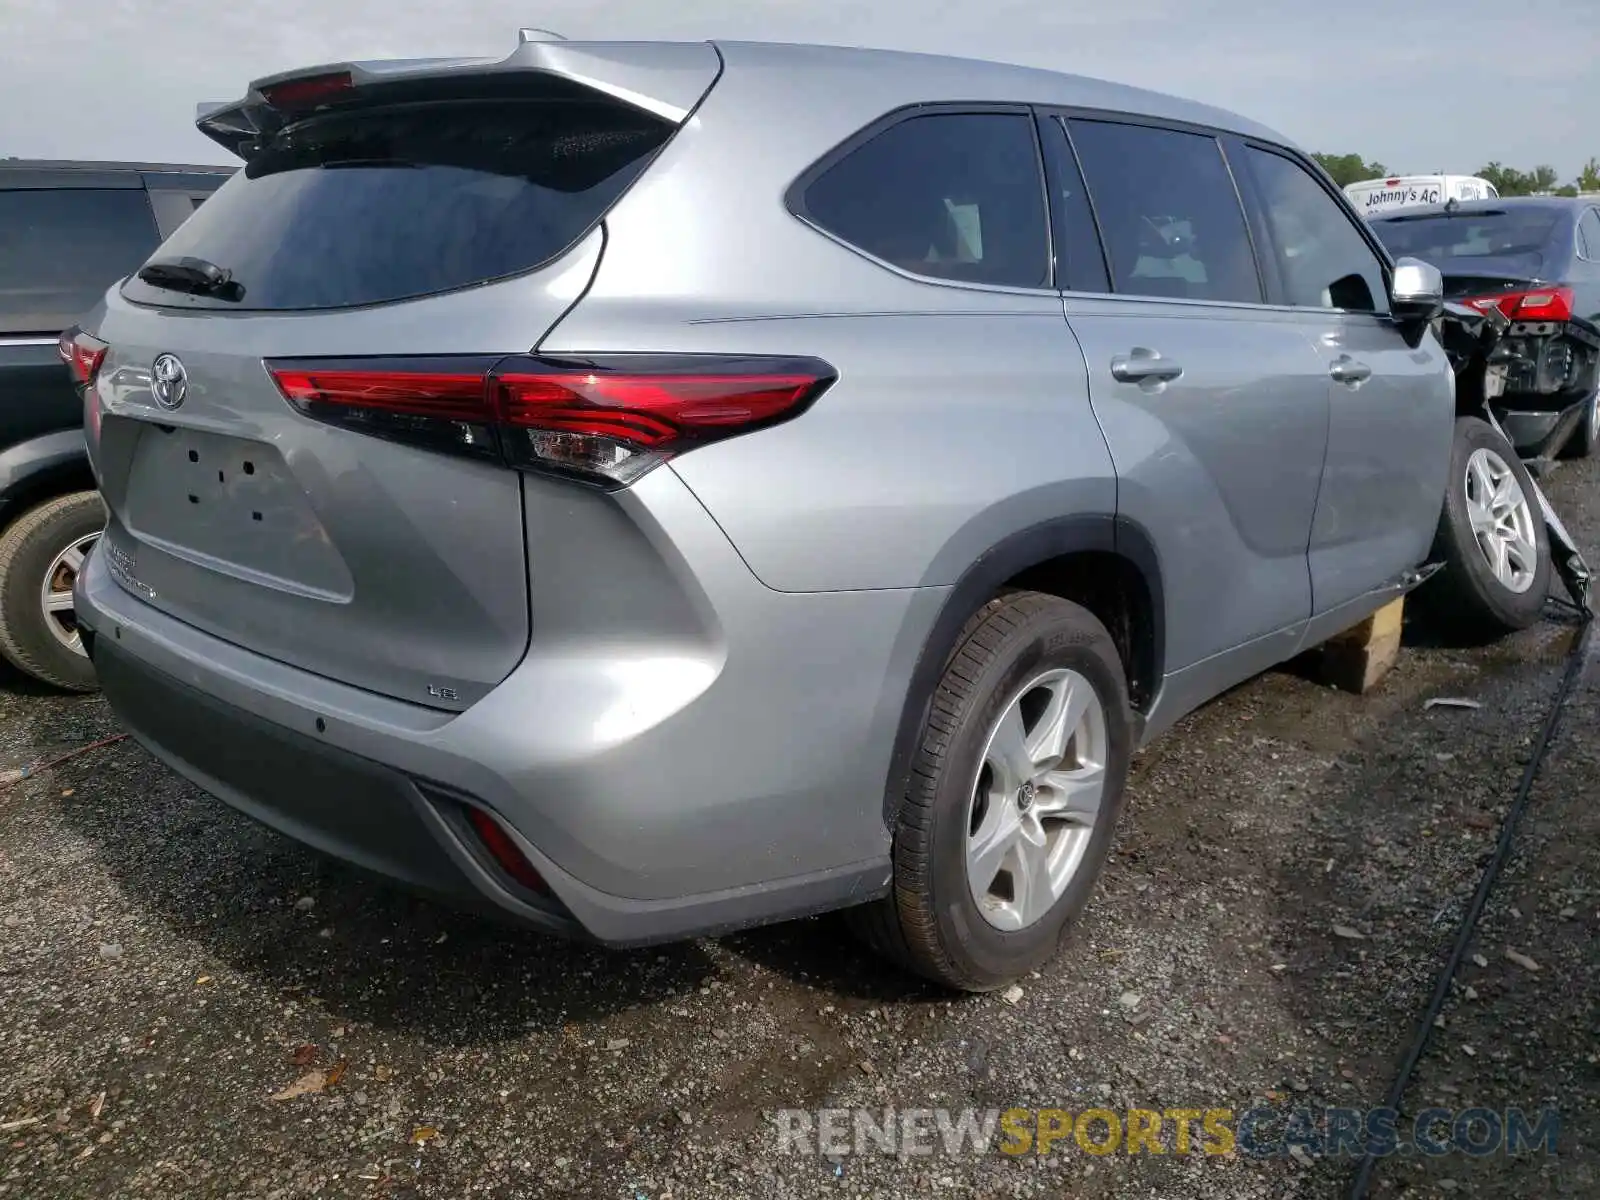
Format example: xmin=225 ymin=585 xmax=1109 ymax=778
xmin=1417 ymin=416 xmax=1550 ymax=641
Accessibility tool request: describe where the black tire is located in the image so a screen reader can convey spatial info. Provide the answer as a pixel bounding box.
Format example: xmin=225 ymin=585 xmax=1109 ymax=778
xmin=1418 ymin=417 xmax=1550 ymax=641
xmin=850 ymin=592 xmax=1133 ymax=991
xmin=0 ymin=491 xmax=105 ymax=692
xmin=1558 ymin=392 xmax=1599 ymax=460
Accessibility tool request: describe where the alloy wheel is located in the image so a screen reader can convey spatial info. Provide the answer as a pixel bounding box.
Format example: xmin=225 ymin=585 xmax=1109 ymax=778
xmin=965 ymin=668 xmax=1108 ymax=931
xmin=40 ymin=532 xmax=98 ymax=656
xmin=1464 ymin=446 xmax=1537 ymax=594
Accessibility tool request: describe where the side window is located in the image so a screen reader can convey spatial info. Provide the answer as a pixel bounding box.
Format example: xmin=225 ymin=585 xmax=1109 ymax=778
xmin=1067 ymin=119 xmax=1261 ymax=304
xmin=798 ymin=112 xmax=1050 ymax=289
xmin=1038 ymin=117 xmax=1110 ymax=293
xmin=0 ymin=188 xmax=160 ymax=334
xmin=1579 ymin=209 xmax=1600 ymax=262
xmin=1242 ymin=147 xmax=1389 ymax=314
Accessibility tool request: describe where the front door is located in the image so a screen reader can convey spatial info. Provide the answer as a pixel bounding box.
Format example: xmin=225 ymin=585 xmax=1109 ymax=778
xmin=1234 ymin=144 xmax=1454 ymax=619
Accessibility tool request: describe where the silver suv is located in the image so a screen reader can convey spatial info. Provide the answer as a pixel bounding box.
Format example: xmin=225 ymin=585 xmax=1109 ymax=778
xmin=70 ymin=35 xmax=1549 ymax=990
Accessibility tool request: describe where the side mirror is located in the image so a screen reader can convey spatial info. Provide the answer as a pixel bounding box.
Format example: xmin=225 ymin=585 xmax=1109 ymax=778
xmin=1390 ymin=257 xmax=1444 ymax=324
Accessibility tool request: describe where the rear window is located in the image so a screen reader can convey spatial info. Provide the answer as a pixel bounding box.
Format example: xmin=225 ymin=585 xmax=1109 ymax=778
xmin=1371 ymin=209 xmax=1563 ymax=270
xmin=0 ymin=187 xmax=160 ymax=334
xmin=120 ymin=95 xmax=672 ymax=311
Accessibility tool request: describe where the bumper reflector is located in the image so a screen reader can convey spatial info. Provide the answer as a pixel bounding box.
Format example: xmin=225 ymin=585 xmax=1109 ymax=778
xmin=464 ymin=806 xmax=549 ymax=896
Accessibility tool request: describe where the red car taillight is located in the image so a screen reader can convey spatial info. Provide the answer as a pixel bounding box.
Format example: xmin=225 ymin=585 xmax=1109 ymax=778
xmin=259 ymin=71 xmax=354 ymax=111
xmin=267 ymin=354 xmax=836 ymax=486
xmin=58 ymin=326 xmax=108 ymax=388
xmin=1463 ymin=285 xmax=1575 ymax=323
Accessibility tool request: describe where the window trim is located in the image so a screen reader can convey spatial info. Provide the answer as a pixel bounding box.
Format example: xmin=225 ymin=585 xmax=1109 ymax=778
xmin=1034 ymin=113 xmax=1111 ymax=294
xmin=783 ymin=101 xmax=1058 ymax=294
xmin=1576 ymin=208 xmax=1600 ymax=263
xmin=147 ymin=188 xmax=200 ymax=239
xmin=1232 ymin=138 xmax=1398 ymax=318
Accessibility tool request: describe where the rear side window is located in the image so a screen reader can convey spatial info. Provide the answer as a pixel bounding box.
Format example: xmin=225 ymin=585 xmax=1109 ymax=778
xmin=120 ymin=96 xmax=671 ymax=311
xmin=0 ymin=188 xmax=160 ymax=334
xmin=796 ymin=113 xmax=1050 ymax=289
xmin=1242 ymin=147 xmax=1388 ymax=314
xmin=1068 ymin=119 xmax=1261 ymax=304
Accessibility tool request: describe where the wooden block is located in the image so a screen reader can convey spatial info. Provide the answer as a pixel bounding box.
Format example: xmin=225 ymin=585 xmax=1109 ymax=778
xmin=1304 ymin=596 xmax=1404 ymax=695
xmin=1329 ymin=595 xmax=1405 ymax=648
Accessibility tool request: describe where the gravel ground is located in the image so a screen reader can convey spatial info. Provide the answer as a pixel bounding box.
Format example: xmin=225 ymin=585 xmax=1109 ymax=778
xmin=2 ymin=458 xmax=1598 ymax=1200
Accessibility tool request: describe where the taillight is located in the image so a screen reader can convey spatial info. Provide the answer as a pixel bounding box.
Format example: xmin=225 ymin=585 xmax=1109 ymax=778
xmin=57 ymin=327 xmax=108 ymax=389
xmin=259 ymin=71 xmax=354 ymax=111
xmin=266 ymin=354 xmax=836 ymax=486
xmin=268 ymin=358 xmax=503 ymax=461
xmin=1463 ymin=286 xmax=1574 ymax=323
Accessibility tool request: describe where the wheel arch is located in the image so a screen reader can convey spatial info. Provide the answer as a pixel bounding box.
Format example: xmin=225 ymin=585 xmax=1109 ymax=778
xmin=881 ymin=514 xmax=1164 ymax=826
xmin=0 ymin=431 xmax=94 ymax=532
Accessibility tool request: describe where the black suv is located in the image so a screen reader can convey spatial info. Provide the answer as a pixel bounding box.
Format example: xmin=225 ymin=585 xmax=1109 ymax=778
xmin=0 ymin=160 xmax=229 ymax=689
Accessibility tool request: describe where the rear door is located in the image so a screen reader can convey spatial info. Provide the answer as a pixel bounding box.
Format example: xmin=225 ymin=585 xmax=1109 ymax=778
xmin=86 ymin=56 xmax=716 ymax=709
xmin=1044 ymin=114 xmax=1329 ymax=673
xmin=0 ymin=180 xmax=162 ymax=447
xmin=1233 ymin=142 xmax=1453 ymax=619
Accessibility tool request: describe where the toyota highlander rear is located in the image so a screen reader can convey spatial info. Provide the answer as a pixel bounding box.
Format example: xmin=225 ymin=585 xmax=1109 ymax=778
xmin=70 ymin=36 xmax=926 ymax=945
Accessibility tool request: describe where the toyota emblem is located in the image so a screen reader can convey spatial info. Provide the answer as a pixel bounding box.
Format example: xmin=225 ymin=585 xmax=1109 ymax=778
xmin=151 ymin=353 xmax=188 ymax=410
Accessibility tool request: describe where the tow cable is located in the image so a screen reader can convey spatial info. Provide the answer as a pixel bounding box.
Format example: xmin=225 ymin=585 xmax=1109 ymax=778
xmin=1346 ymin=501 xmax=1593 ymax=1198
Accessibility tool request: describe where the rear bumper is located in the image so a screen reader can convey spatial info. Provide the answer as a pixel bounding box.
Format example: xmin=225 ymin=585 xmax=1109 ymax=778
xmin=74 ymin=470 xmax=937 ymax=945
xmin=88 ymin=631 xmax=583 ymax=937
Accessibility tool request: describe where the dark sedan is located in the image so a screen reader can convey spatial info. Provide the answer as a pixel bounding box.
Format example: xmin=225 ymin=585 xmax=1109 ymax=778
xmin=1371 ymin=197 xmax=1600 ymax=461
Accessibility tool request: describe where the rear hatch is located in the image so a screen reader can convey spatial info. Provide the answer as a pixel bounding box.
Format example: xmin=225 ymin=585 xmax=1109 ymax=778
xmin=83 ymin=40 xmax=720 ymax=709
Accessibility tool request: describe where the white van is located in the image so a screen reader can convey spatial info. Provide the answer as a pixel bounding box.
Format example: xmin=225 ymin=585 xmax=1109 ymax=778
xmin=1344 ymin=174 xmax=1499 ymax=218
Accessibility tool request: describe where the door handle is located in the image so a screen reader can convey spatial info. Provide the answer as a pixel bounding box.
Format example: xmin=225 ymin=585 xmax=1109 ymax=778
xmin=1329 ymin=355 xmax=1372 ymax=385
xmin=1110 ymin=349 xmax=1184 ymax=384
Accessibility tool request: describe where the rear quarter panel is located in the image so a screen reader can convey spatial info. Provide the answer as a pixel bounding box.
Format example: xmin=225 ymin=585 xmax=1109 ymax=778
xmin=580 ymin=309 xmax=1116 ymax=594
xmin=540 ymin=48 xmax=1118 ymax=592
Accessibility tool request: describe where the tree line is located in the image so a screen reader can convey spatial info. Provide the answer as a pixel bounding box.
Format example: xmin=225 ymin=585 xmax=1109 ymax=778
xmin=1314 ymin=152 xmax=1600 ymax=197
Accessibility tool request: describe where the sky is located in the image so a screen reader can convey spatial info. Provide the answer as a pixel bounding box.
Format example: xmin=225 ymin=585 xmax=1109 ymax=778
xmin=3 ymin=0 xmax=1597 ymax=179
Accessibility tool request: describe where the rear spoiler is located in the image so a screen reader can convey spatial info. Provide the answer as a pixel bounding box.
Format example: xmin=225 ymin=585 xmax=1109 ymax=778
xmin=195 ymin=35 xmax=721 ymax=158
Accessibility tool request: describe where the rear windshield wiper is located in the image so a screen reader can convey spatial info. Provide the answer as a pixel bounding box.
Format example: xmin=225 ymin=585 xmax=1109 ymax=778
xmin=136 ymin=256 xmax=245 ymax=301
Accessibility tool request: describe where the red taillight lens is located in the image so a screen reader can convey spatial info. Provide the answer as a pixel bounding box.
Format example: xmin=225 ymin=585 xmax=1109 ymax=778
xmin=259 ymin=71 xmax=354 ymax=110
xmin=269 ymin=357 xmax=504 ymax=461
xmin=1464 ymin=285 xmax=1574 ymax=323
xmin=270 ymin=368 xmax=493 ymax=421
xmin=494 ymin=364 xmax=829 ymax=483
xmin=266 ymin=355 xmax=835 ymax=485
xmin=464 ymin=807 xmax=548 ymax=895
xmin=57 ymin=327 xmax=108 ymax=388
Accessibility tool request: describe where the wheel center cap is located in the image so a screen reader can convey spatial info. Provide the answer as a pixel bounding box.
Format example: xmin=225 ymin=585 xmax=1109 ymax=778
xmin=1016 ymin=781 xmax=1036 ymax=812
